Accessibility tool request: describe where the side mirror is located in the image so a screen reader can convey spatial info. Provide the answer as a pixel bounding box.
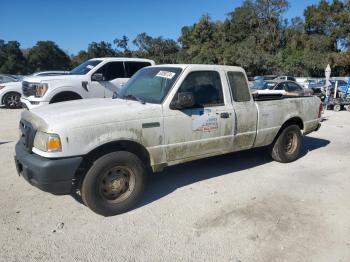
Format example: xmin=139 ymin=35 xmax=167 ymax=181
xmin=91 ymin=73 xmax=104 ymax=81
xmin=170 ymin=92 xmax=195 ymax=110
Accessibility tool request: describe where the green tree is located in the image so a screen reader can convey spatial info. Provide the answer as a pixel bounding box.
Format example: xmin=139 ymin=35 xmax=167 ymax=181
xmin=27 ymin=41 xmax=71 ymax=72
xmin=71 ymin=41 xmax=116 ymax=67
xmin=0 ymin=40 xmax=27 ymax=74
xmin=114 ymin=36 xmax=132 ymax=57
xmin=133 ymin=33 xmax=179 ymax=63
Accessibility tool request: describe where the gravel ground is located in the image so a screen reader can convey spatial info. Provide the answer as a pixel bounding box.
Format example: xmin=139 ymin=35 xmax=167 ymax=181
xmin=0 ymin=107 xmax=349 ymax=262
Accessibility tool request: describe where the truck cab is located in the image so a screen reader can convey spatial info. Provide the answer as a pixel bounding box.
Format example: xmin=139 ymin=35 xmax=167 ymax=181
xmin=20 ymin=57 xmax=155 ymax=109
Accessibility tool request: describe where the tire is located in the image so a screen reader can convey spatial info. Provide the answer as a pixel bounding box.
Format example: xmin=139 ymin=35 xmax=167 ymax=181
xmin=81 ymin=151 xmax=147 ymax=216
xmin=333 ymin=104 xmax=342 ymax=111
xmin=269 ymin=125 xmax=302 ymax=163
xmin=344 ymin=105 xmax=350 ymax=112
xmin=3 ymin=92 xmax=22 ymax=109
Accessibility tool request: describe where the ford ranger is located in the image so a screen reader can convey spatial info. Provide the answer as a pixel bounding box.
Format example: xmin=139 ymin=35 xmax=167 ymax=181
xmin=14 ymin=64 xmax=322 ymax=216
xmin=20 ymin=57 xmax=155 ymax=109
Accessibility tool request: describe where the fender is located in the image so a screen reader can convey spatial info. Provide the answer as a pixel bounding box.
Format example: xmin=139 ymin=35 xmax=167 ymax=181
xmin=44 ymin=85 xmax=87 ymax=102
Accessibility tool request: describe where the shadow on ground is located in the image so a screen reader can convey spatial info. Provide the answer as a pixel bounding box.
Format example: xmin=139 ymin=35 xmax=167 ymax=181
xmin=70 ymin=136 xmax=330 ymax=209
xmin=0 ymin=141 xmax=12 ymax=146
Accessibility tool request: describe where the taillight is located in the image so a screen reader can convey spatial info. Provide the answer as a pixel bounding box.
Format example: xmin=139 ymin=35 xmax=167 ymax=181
xmin=318 ymin=102 xmax=323 ymax=118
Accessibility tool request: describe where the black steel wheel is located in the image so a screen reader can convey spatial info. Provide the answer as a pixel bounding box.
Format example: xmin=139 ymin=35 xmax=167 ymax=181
xmin=81 ymin=151 xmax=147 ymax=216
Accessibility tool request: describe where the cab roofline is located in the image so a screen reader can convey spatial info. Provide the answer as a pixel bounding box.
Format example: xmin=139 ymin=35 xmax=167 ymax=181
xmin=89 ymin=57 xmax=155 ymax=62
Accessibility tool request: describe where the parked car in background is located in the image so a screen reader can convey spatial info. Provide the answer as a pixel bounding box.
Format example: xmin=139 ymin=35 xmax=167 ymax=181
xmin=274 ymin=76 xmax=296 ymax=82
xmin=0 ymin=71 xmax=70 ymax=109
xmin=21 ymin=58 xmax=155 ymax=110
xmin=252 ymin=80 xmax=314 ymax=96
xmin=0 ymin=74 xmax=20 ymax=84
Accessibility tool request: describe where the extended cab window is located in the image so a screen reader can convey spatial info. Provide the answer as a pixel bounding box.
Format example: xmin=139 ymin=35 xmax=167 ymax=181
xmin=177 ymin=71 xmax=224 ymax=107
xmin=227 ymin=71 xmax=251 ymax=102
xmin=125 ymin=62 xmax=151 ymax=78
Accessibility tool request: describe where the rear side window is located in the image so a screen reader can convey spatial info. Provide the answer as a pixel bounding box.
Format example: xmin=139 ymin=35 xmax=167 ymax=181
xmin=125 ymin=62 xmax=151 ymax=78
xmin=227 ymin=71 xmax=251 ymax=102
xmin=177 ymin=71 xmax=224 ymax=107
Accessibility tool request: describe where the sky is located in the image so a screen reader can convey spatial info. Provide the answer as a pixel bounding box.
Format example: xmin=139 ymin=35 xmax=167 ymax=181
xmin=1 ymin=0 xmax=320 ymax=55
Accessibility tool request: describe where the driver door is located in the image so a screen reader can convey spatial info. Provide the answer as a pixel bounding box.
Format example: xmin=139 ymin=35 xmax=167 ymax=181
xmin=163 ymin=70 xmax=235 ymax=162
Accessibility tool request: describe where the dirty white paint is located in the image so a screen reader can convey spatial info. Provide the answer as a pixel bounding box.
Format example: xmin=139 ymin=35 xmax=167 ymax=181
xmin=22 ymin=64 xmax=322 ymax=172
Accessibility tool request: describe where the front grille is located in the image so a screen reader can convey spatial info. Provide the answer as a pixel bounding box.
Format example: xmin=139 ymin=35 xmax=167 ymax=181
xmin=19 ymin=120 xmax=36 ymax=152
xmin=22 ymin=81 xmax=37 ymax=97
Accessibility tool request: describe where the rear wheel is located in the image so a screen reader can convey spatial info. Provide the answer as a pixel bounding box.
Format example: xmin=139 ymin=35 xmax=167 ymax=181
xmin=81 ymin=151 xmax=147 ymax=216
xmin=344 ymin=105 xmax=350 ymax=112
xmin=3 ymin=92 xmax=21 ymax=109
xmin=270 ymin=125 xmax=302 ymax=163
xmin=333 ymin=104 xmax=342 ymax=111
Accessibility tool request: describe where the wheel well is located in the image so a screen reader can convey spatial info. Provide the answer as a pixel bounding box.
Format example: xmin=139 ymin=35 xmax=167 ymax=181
xmin=281 ymin=117 xmax=304 ymax=131
xmin=80 ymin=140 xmax=151 ymax=172
xmin=50 ymin=91 xmax=82 ymax=103
xmin=269 ymin=117 xmax=304 ymax=148
xmin=2 ymin=91 xmax=21 ymax=104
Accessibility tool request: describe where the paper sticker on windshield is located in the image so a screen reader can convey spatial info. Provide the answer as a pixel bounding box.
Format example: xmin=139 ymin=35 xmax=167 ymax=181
xmin=156 ymin=71 xmax=176 ymax=79
xmin=86 ymin=65 xmax=94 ymax=69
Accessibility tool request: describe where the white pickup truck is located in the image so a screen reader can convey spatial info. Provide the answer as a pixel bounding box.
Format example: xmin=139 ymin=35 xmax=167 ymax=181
xmin=15 ymin=64 xmax=322 ymax=216
xmin=20 ymin=58 xmax=155 ymax=109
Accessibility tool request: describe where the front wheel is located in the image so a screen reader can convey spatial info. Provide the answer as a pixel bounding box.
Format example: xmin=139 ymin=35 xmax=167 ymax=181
xmin=3 ymin=92 xmax=22 ymax=109
xmin=81 ymin=151 xmax=147 ymax=216
xmin=269 ymin=125 xmax=302 ymax=163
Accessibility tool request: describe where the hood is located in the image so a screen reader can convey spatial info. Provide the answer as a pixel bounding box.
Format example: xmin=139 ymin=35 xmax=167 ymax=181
xmin=27 ymin=98 xmax=162 ymax=131
xmin=0 ymin=81 xmax=22 ymax=88
xmin=23 ymin=74 xmax=85 ymax=83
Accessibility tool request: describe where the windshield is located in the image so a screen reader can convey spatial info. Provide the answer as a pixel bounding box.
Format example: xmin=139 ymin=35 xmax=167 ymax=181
xmin=116 ymin=67 xmax=182 ymax=104
xmin=70 ymin=60 xmax=102 ymax=75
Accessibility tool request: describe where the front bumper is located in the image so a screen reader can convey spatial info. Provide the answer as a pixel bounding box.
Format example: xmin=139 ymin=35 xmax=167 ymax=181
xmin=21 ymin=97 xmax=49 ymax=110
xmin=14 ymin=142 xmax=83 ymax=195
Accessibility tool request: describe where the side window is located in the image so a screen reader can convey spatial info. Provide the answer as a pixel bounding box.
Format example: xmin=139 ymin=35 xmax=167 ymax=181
xmin=105 ymin=62 xmax=125 ymax=80
xmin=177 ymin=71 xmax=224 ymax=107
xmin=275 ymin=83 xmax=286 ymax=90
xmin=227 ymin=71 xmax=251 ymax=102
xmin=95 ymin=62 xmax=125 ymax=81
xmin=287 ymin=82 xmax=302 ymax=92
xmin=125 ymin=62 xmax=151 ymax=78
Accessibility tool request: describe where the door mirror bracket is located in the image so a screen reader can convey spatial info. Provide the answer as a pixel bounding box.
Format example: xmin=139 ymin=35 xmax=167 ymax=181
xmin=170 ymin=92 xmax=195 ymax=110
xmin=91 ymin=73 xmax=104 ymax=81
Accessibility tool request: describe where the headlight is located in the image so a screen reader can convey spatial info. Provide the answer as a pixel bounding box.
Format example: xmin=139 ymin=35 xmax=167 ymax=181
xmin=35 ymin=83 xmax=48 ymax=97
xmin=0 ymin=85 xmax=5 ymax=90
xmin=33 ymin=131 xmax=62 ymax=152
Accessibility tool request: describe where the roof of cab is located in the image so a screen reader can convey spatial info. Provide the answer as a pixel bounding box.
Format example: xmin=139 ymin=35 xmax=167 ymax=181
xmin=90 ymin=57 xmax=155 ymax=63
xmin=151 ymin=64 xmax=246 ymax=72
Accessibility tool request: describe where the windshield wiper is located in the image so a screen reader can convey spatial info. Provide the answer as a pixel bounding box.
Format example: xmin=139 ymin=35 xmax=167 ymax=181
xmin=122 ymin=94 xmax=146 ymax=104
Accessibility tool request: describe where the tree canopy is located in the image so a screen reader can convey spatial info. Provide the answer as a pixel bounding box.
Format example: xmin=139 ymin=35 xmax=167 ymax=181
xmin=1 ymin=0 xmax=349 ymax=76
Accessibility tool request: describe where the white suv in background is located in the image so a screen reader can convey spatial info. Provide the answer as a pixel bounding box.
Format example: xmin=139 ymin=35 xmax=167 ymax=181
xmin=0 ymin=71 xmax=69 ymax=109
xmin=20 ymin=58 xmax=155 ymax=109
